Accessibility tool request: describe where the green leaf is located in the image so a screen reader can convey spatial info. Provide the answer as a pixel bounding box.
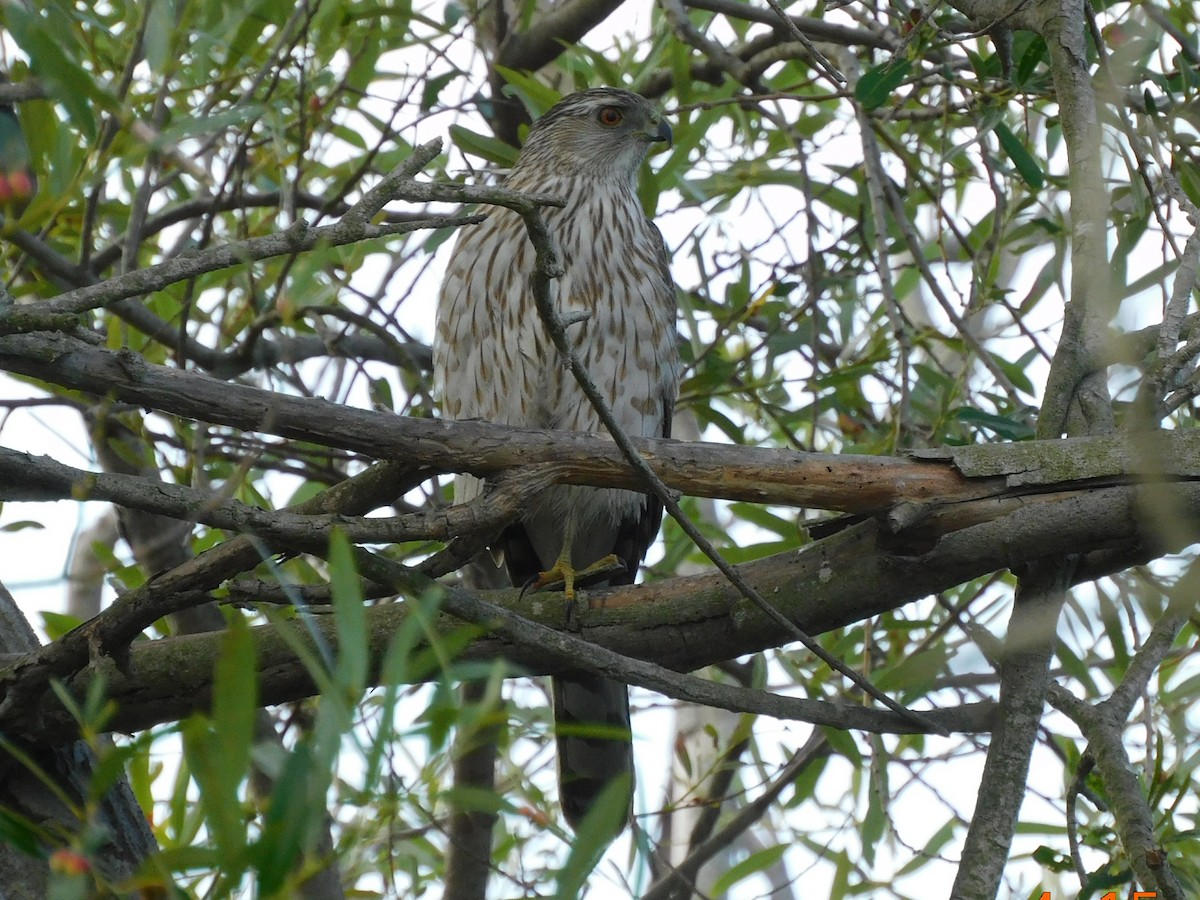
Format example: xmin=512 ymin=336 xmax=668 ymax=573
xmin=822 ymin=726 xmax=863 ymax=766
xmin=1 ymin=520 xmax=43 ymax=532
xmin=0 ymin=806 xmax=46 ymax=855
xmin=260 ymin=603 xmax=338 ymax=699
xmin=254 ymin=740 xmax=315 ymax=891
xmin=855 ymin=59 xmax=912 ymax=111
xmin=40 ymin=611 xmax=83 ymax=641
xmin=181 ymin=717 xmax=248 ymax=867
xmin=421 ymin=69 xmax=461 ymax=112
xmin=143 ymin=0 xmax=175 ymax=74
xmin=875 ymin=644 xmax=950 ymax=697
xmin=861 ymin=767 xmax=887 ymax=866
xmin=177 ymin=619 xmax=260 ymax=869
xmin=709 ymin=844 xmax=789 ymax=895
xmin=896 ymin=819 xmax=958 ymax=876
xmin=721 ymin=538 xmax=796 ymax=563
xmin=1123 ymin=260 xmax=1177 ymax=299
xmin=369 ymin=376 xmax=394 ymax=412
xmin=3 ymin=5 xmax=105 ymax=139
xmin=727 ymin=502 xmax=800 ymax=539
xmin=1014 ymin=34 xmax=1048 ymax=87
xmin=155 ymin=105 xmax=266 ymax=145
xmin=212 ymin=615 xmax=257 ymax=782
xmin=993 ymin=349 xmax=1039 ymax=395
xmin=493 ymin=66 xmax=562 ymax=115
xmin=449 ymin=124 xmax=519 ymax=168
xmin=952 ymin=407 xmax=1036 ymax=440
xmin=328 ymin=529 xmax=368 ymax=697
xmin=47 ymin=863 xmax=90 ymax=900
xmin=994 ymin=122 xmax=1045 ymax=189
xmin=552 ymin=773 xmax=633 ymax=899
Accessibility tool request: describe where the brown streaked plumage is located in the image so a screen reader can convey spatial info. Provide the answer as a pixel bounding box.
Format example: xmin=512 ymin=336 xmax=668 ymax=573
xmin=434 ymin=88 xmax=677 ymax=833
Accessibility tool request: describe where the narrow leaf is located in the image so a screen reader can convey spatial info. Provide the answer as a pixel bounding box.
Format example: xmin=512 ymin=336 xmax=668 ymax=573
xmin=994 ymin=122 xmax=1045 ymax=189
xmin=855 ymin=59 xmax=912 ymax=110
xmin=213 ymin=615 xmax=257 ymax=781
xmin=710 ymin=844 xmax=789 ymax=895
xmin=329 ymin=529 xmax=368 ymax=696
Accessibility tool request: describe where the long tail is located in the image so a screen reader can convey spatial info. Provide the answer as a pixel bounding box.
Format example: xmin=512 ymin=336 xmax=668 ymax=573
xmin=553 ymin=673 xmax=633 ymax=832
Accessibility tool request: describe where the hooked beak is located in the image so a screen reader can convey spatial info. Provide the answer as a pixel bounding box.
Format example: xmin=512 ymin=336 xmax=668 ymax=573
xmin=649 ymin=117 xmax=673 ymax=149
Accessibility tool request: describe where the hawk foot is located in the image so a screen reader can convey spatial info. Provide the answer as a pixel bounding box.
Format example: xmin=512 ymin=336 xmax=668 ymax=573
xmin=519 ymin=553 xmax=627 ymax=602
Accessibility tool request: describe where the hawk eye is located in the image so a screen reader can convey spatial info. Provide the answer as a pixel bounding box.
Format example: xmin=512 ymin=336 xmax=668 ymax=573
xmin=598 ymin=107 xmax=623 ymax=127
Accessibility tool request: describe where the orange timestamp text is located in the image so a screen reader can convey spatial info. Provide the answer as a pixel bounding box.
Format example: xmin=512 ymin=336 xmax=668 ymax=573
xmin=1037 ymin=894 xmax=1155 ymax=899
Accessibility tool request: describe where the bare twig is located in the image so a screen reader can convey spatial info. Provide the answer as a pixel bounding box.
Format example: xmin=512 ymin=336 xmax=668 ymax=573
xmin=643 ymin=732 xmax=829 ymax=900
xmin=10 ymin=139 xmax=572 ymax=322
xmin=1048 ymin=569 xmax=1193 ymax=897
xmin=0 ymin=446 xmax=557 ymax=550
xmin=660 ymin=0 xmax=756 ymax=85
xmin=24 ymin=213 xmax=481 ymax=320
xmin=763 ymin=0 xmax=846 ymax=85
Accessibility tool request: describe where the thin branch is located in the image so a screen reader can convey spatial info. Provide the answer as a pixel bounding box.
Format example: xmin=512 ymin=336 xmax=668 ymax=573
xmin=517 ymin=186 xmax=945 ymax=734
xmin=18 ymin=213 xmax=480 ymax=322
xmin=1047 ymin=565 xmax=1198 ymax=896
xmin=683 ymin=0 xmax=893 ymax=49
xmin=880 ymin=178 xmax=1023 ymax=405
xmin=660 ymin=0 xmax=756 ymax=85
xmin=951 ymin=560 xmax=1072 ymax=899
xmin=848 ymin=55 xmax=914 ymax=438
xmin=1138 ymin=228 xmax=1200 ymax=421
xmin=643 ymin=732 xmax=829 ymax=900
xmin=1050 ymin=680 xmax=1186 ymax=898
xmin=763 ymin=0 xmax=845 ymax=85
xmin=9 ymin=139 xmax=568 ymax=321
xmin=0 ymin=446 xmax=557 ymax=549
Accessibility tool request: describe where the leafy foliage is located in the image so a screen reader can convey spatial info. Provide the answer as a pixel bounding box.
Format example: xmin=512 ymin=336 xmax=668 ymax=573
xmin=0 ymin=0 xmax=1198 ymax=897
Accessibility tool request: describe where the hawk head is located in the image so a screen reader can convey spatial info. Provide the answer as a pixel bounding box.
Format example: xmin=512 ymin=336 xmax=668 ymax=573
xmin=512 ymin=88 xmax=672 ymax=183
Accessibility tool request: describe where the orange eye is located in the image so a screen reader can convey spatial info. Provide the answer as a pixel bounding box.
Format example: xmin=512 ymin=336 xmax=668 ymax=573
xmin=598 ymin=107 xmax=623 ymax=127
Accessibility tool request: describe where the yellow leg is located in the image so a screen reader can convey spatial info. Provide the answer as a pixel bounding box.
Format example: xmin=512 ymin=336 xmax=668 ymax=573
xmin=525 ymin=552 xmax=626 ymax=600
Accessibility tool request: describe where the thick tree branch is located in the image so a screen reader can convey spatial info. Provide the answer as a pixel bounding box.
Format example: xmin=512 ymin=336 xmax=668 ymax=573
xmin=11 ymin=332 xmax=1200 ymax=521
xmin=950 ymin=560 xmax=1071 ymax=900
xmin=1034 ymin=0 xmax=1115 ymax=437
xmin=954 ymin=1 xmax=1118 ymax=894
xmin=485 ymin=0 xmax=628 ymax=144
xmin=5 ymin=477 xmax=1197 ymax=743
xmin=495 ymin=0 xmax=627 ymax=72
xmin=0 ymin=331 xmax=986 ymax=512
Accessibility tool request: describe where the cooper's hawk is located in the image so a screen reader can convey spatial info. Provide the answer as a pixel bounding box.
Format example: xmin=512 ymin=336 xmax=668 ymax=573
xmin=434 ymin=88 xmax=677 ymax=830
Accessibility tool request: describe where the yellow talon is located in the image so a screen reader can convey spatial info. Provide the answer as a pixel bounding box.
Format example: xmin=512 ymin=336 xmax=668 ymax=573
xmin=524 ymin=553 xmax=627 ymax=600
